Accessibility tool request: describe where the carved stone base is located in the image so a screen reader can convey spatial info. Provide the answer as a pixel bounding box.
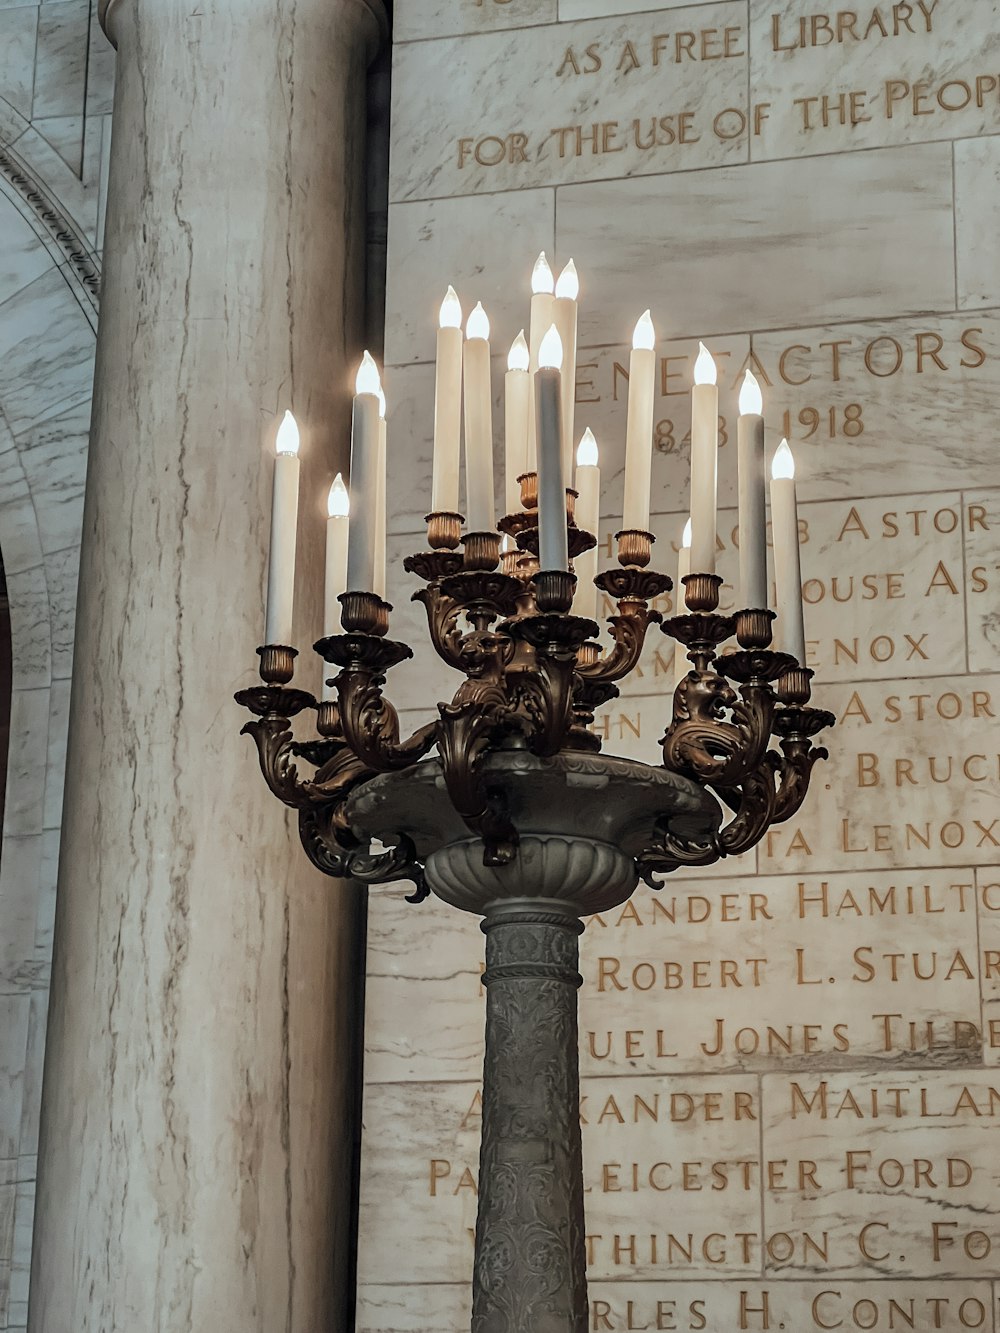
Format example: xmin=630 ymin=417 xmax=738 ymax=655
xmin=474 ymin=899 xmax=588 ymax=1333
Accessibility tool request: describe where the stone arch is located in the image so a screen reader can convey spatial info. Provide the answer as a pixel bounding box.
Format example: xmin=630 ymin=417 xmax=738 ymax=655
xmin=0 ymin=155 xmax=101 ymax=1333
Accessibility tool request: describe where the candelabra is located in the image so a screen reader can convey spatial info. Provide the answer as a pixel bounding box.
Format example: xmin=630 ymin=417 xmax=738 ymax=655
xmin=236 ymin=479 xmax=834 ymax=1333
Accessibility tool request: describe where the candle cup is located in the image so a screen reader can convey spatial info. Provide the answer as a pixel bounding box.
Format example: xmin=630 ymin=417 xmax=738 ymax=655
xmin=316 ymin=699 xmax=343 ymax=739
xmin=735 ymin=608 xmax=775 ymax=650
xmin=535 ymin=568 xmax=575 ymax=613
xmin=682 ymin=572 xmax=723 ymax=613
xmin=339 ymin=590 xmax=391 ymax=637
xmin=518 ymin=472 xmax=538 ymax=511
xmin=615 ymin=528 xmax=654 ymax=569
xmin=777 ymin=666 xmax=813 ymax=705
xmin=576 ymin=641 xmax=600 ymax=668
xmin=463 ymin=531 xmax=502 ymax=572
xmin=257 ymin=643 xmax=297 ymax=685
xmin=425 ymin=510 xmax=464 ymax=550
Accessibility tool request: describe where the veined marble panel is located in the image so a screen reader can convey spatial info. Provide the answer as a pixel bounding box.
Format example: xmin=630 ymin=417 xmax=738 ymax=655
xmin=975 ymin=868 xmax=1000 ymax=1068
xmin=356 ymin=1283 xmax=470 ymax=1333
xmin=0 ymin=7 xmax=38 ymax=121
xmin=0 ymin=1000 xmax=30 ymax=1159
xmin=357 ymin=1074 xmax=761 ymax=1284
xmin=382 ymin=313 xmax=1000 ymax=538
xmin=390 ymin=4 xmax=748 ymax=202
xmin=384 ymin=191 xmax=554 ymax=366
xmin=14 ymin=397 xmax=88 ymax=557
xmin=32 ymin=1 xmax=89 ymax=121
xmin=0 ymin=835 xmax=45 ymax=993
xmin=956 ymin=136 xmax=1000 ymax=311
xmin=577 ymin=869 xmax=985 ymax=1075
xmin=561 ymin=0 xmax=714 ymax=17
xmin=364 ymin=862 xmax=986 ymax=1085
xmin=750 ymin=0 xmax=1000 ymax=161
xmin=965 ymin=489 xmax=1000 ymax=673
xmin=0 ymin=207 xmax=52 ymax=310
xmin=761 ymin=1069 xmax=1000 ymax=1279
xmin=0 ymin=267 xmax=95 ymax=437
xmin=356 ymin=1279 xmax=999 ymax=1333
xmin=755 ymin=671 xmax=1000 ymax=876
xmin=556 ymin=145 xmax=957 ymax=343
xmin=395 ymin=0 xmax=556 ymax=42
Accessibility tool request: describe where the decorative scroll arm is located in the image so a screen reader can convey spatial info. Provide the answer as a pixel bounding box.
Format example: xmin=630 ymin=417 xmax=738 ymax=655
xmin=235 ymin=686 xmax=317 ymax=809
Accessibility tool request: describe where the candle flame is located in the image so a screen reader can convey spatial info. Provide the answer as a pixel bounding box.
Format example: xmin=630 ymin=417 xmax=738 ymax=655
xmin=694 ymin=342 xmax=717 ymax=386
xmin=739 ymin=368 xmax=763 ymax=415
xmin=466 ymin=300 xmax=490 ymax=341
xmin=275 ymin=409 xmax=300 ymax=456
xmin=377 ymin=386 xmax=386 ymax=419
xmin=576 ymin=426 xmax=598 ymax=468
xmin=772 ymin=438 xmax=795 ymax=480
xmin=355 ymin=350 xmax=382 ymax=396
xmin=682 ymin=517 xmax=692 ymax=548
xmin=532 ymin=251 xmax=555 ymax=295
xmin=556 ymin=258 xmax=579 ymax=300
xmin=439 ymin=285 xmax=462 ymax=329
xmin=632 ymin=309 xmax=655 ymax=351
xmin=538 ymin=323 xmax=563 ymax=370
xmin=328 ymin=473 xmax=349 ymax=518
xmin=507 ymin=329 xmax=529 ymax=372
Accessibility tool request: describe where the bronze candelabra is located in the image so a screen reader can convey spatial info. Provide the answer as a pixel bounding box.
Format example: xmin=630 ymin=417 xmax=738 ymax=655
xmin=236 ymin=480 xmax=834 ymax=1333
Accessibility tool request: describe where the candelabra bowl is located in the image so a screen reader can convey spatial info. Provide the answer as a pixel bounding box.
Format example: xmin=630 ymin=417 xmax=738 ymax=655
xmin=344 ymin=748 xmax=720 ymax=916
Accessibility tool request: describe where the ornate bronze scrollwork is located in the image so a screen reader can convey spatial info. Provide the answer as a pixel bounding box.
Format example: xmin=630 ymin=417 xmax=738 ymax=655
xmin=237 ymin=490 xmax=835 ymax=891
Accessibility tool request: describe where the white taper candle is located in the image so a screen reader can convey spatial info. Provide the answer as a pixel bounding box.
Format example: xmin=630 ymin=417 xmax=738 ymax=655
xmin=737 ymin=370 xmax=768 ymax=609
xmin=346 ymin=351 xmax=382 ymax=593
xmin=535 ymin=324 xmax=568 ymax=573
xmin=504 ymin=331 xmax=530 ymax=516
xmin=373 ymin=387 xmax=387 ymax=599
xmin=323 ymin=474 xmax=349 ymax=698
xmin=527 ymin=252 xmax=556 ymax=473
xmin=571 ymin=427 xmax=600 ymax=620
xmin=674 ymin=518 xmax=692 ymax=687
xmin=463 ymin=301 xmax=495 ymax=532
xmin=554 ymin=259 xmax=579 ymax=479
xmin=264 ymin=409 xmax=301 ymax=646
xmin=770 ymin=439 xmax=806 ymax=664
xmin=622 ymin=311 xmax=656 ymax=534
xmin=690 ymin=342 xmax=719 ymax=575
xmin=432 ymin=286 xmax=463 ymax=514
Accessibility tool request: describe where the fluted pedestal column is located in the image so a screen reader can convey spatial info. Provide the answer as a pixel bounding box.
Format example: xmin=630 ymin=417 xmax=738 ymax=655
xmin=475 ymin=900 xmax=588 ymax=1333
xmin=348 ymin=751 xmax=718 ymax=1333
xmin=28 ymin=3 xmax=384 ymax=1330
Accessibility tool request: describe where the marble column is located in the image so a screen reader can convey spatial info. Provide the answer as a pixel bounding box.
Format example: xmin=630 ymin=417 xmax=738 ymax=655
xmin=28 ymin=3 xmax=383 ymax=1330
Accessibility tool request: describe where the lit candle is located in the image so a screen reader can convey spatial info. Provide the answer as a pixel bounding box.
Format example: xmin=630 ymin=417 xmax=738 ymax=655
xmin=346 ymin=351 xmax=382 ymax=593
xmin=770 ymin=439 xmax=806 ymax=665
xmin=622 ymin=310 xmax=656 ymax=534
xmin=323 ymin=474 xmax=349 ymax=698
xmin=535 ymin=324 xmax=568 ymax=573
xmin=463 ymin=301 xmax=495 ymax=532
xmin=690 ymin=342 xmax=719 ymax=575
xmin=737 ymin=369 xmax=768 ymax=609
xmin=504 ymin=330 xmax=530 ymax=515
xmin=675 ymin=517 xmax=692 ymax=687
xmin=264 ymin=409 xmax=301 ymax=646
xmin=526 ymin=252 xmax=556 ymax=472
xmin=432 ymin=286 xmax=463 ymax=515
xmin=554 ymin=259 xmax=579 ymax=478
xmin=373 ymin=387 xmax=387 ymax=599
xmin=571 ymin=427 xmax=600 ymax=620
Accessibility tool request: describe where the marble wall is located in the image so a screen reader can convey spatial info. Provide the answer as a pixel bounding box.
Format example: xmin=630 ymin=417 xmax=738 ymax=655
xmin=360 ymin=1 xmax=1000 ymax=1329
xmin=0 ymin=8 xmax=112 ymax=1329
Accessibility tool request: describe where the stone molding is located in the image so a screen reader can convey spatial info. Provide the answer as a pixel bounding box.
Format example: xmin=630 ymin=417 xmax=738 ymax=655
xmin=99 ymin=0 xmax=389 ymax=50
xmin=0 ymin=145 xmax=101 ymax=310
